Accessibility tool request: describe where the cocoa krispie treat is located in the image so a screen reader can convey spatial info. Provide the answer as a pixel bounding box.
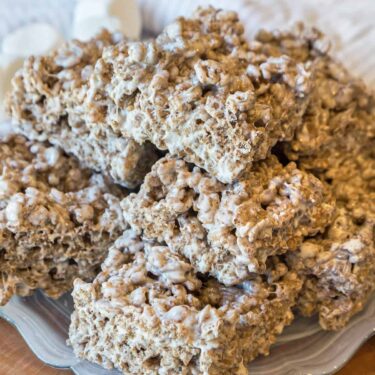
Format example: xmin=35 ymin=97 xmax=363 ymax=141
xmin=254 ymin=24 xmax=375 ymax=330
xmin=288 ymin=197 xmax=375 ymax=330
xmin=69 ymin=230 xmax=302 ymax=375
xmin=85 ymin=7 xmax=312 ymax=183
xmin=254 ymin=24 xmax=375 ymax=172
xmin=6 ymin=30 xmax=159 ymax=188
xmin=122 ymin=154 xmax=334 ymax=285
xmin=0 ymin=135 xmax=127 ymax=305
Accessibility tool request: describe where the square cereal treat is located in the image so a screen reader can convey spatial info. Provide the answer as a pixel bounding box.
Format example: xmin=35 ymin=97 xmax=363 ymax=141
xmin=254 ymin=24 xmax=374 ymax=169
xmin=122 ymin=154 xmax=334 ymax=285
xmin=85 ymin=7 xmax=312 ymax=183
xmin=69 ymin=229 xmax=302 ymax=375
xmin=256 ymin=26 xmax=375 ymax=330
xmin=0 ymin=134 xmax=127 ymax=304
xmin=6 ymin=30 xmax=159 ymax=188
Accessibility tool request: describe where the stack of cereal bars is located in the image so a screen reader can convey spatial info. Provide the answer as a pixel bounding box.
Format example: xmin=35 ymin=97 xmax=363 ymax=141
xmin=3 ymin=7 xmax=374 ymax=375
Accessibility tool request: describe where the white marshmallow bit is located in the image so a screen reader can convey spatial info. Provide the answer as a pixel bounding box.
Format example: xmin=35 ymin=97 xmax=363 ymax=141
xmin=74 ymin=0 xmax=110 ymax=22
xmin=73 ymin=16 xmax=123 ymax=41
xmin=2 ymin=23 xmax=64 ymax=57
xmin=73 ymin=0 xmax=142 ymax=41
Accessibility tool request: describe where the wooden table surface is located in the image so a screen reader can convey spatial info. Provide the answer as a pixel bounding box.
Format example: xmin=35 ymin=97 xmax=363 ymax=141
xmin=0 ymin=318 xmax=374 ymax=375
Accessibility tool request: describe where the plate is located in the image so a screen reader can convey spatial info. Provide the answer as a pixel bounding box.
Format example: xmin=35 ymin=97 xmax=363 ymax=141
xmin=0 ymin=291 xmax=374 ymax=375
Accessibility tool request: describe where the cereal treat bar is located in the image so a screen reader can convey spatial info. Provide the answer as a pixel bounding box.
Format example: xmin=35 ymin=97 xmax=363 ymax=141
xmin=254 ymin=24 xmax=375 ymax=175
xmin=85 ymin=7 xmax=312 ymax=183
xmin=0 ymin=135 xmax=127 ymax=305
xmin=255 ymin=25 xmax=375 ymax=329
xmin=6 ymin=30 xmax=159 ymax=189
xmin=69 ymin=229 xmax=302 ymax=375
xmin=288 ymin=197 xmax=375 ymax=330
xmin=122 ymin=154 xmax=334 ymax=285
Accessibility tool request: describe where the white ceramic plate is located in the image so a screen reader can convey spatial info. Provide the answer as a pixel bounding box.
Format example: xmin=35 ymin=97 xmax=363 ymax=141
xmin=0 ymin=292 xmax=374 ymax=375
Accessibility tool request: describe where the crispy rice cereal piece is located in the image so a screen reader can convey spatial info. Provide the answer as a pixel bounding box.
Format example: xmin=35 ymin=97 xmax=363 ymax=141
xmin=288 ymin=197 xmax=375 ymax=331
xmin=85 ymin=7 xmax=312 ymax=183
xmin=122 ymin=155 xmax=334 ymax=285
xmin=6 ymin=30 xmax=159 ymax=188
xmin=69 ymin=229 xmax=302 ymax=375
xmin=0 ymin=135 xmax=127 ymax=305
xmin=254 ymin=24 xmax=375 ymax=170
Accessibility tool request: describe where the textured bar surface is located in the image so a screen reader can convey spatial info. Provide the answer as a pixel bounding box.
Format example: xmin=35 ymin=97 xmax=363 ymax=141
xmin=254 ymin=24 xmax=375 ymax=174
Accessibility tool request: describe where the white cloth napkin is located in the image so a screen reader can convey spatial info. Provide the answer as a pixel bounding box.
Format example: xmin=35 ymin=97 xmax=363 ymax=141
xmin=0 ymin=0 xmax=374 ymax=87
